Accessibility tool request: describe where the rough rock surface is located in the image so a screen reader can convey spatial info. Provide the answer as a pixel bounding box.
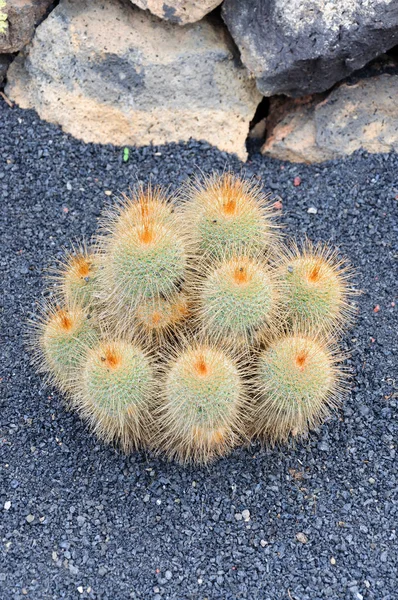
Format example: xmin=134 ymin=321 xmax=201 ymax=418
xmin=262 ymin=74 xmax=398 ymax=162
xmin=222 ymin=0 xmax=398 ymax=96
xmin=0 ymin=0 xmax=53 ymax=53
xmin=6 ymin=0 xmax=260 ymax=161
xmin=131 ymin=0 xmax=222 ymax=24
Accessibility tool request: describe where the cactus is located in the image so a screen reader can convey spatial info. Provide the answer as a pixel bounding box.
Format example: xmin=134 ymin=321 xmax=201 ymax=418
xmin=277 ymin=241 xmax=355 ymax=335
xmin=195 ymin=254 xmax=280 ymax=346
xmin=178 ymin=172 xmax=278 ymax=260
xmin=97 ymin=219 xmax=189 ymax=317
xmin=253 ymin=333 xmax=344 ymax=444
xmin=134 ymin=291 xmax=190 ymax=343
xmin=30 ymin=176 xmax=355 ymax=462
xmin=74 ymin=339 xmax=156 ymax=452
xmin=155 ymin=342 xmax=247 ymax=464
xmin=100 ymin=185 xmax=175 ymax=236
xmin=53 ymin=245 xmax=99 ymax=308
xmin=32 ymin=304 xmax=99 ymax=393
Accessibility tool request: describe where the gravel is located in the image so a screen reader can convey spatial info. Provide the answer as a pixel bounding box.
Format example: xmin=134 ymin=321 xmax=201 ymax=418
xmin=1 ymin=103 xmax=397 ymax=600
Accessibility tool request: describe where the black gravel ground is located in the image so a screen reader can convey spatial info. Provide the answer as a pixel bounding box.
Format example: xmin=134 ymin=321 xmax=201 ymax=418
xmin=1 ymin=102 xmax=397 ymax=600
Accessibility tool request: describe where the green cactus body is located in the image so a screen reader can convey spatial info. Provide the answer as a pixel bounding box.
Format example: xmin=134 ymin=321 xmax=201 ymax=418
xmin=78 ymin=340 xmax=155 ymax=451
xmin=180 ymin=173 xmax=277 ymax=260
xmin=100 ymin=222 xmax=188 ymax=310
xmin=254 ymin=335 xmax=341 ymax=444
xmin=198 ymin=256 xmax=278 ymax=345
xmin=158 ymin=344 xmax=245 ymax=464
xmin=278 ymin=243 xmax=354 ymax=334
xmin=41 ymin=306 xmax=99 ymax=391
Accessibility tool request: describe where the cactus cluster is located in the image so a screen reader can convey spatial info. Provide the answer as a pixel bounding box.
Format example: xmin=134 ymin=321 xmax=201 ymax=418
xmin=31 ymin=173 xmax=356 ymax=464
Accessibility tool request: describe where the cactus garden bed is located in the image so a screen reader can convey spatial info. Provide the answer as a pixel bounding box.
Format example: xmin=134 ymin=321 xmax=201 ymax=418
xmin=1 ymin=104 xmax=397 ymax=599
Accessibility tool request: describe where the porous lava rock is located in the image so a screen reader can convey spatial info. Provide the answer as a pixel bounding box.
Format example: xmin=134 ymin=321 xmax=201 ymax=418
xmin=6 ymin=0 xmax=261 ymax=160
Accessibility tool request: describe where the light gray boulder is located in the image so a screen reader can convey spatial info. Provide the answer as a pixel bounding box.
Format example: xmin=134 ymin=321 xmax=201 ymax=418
xmin=131 ymin=0 xmax=223 ymax=25
xmin=6 ymin=0 xmax=261 ymax=160
xmin=262 ymin=74 xmax=398 ymax=162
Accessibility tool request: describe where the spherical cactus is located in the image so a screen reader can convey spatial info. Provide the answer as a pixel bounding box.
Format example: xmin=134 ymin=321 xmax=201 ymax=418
xmin=178 ymin=172 xmax=278 ymax=260
xmin=53 ymin=246 xmax=99 ymax=308
xmin=75 ymin=340 xmax=156 ymax=452
xmin=97 ymin=219 xmax=189 ymax=318
xmin=195 ymin=255 xmax=280 ymax=346
xmin=32 ymin=304 xmax=99 ymax=393
xmin=253 ymin=334 xmax=344 ymax=444
xmin=134 ymin=292 xmax=190 ymax=343
xmin=156 ymin=342 xmax=247 ymax=464
xmin=101 ymin=185 xmax=175 ymax=236
xmin=277 ymin=241 xmax=355 ymax=335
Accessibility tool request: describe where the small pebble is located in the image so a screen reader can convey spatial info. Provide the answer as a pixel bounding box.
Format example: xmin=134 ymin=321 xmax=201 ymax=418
xmin=4 ymin=501 xmax=11 ymax=511
xmin=165 ymin=570 xmax=172 ymax=580
xmin=330 ymin=557 xmax=336 ymax=565
xmin=296 ymin=532 xmax=308 ymax=544
xmin=260 ymin=540 xmax=267 ymax=547
xmin=234 ymin=513 xmax=242 ymax=521
xmin=77 ymin=586 xmax=84 ymax=594
xmin=307 ymin=206 xmax=318 ymax=214
xmin=242 ymin=509 xmax=250 ymax=521
xmin=293 ymin=176 xmax=301 ymax=186
xmin=26 ymin=514 xmax=35 ymax=524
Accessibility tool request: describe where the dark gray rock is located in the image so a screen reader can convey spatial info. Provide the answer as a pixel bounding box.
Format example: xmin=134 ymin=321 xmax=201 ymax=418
xmin=0 ymin=0 xmax=53 ymax=53
xmin=0 ymin=53 xmax=12 ymax=85
xmin=222 ymin=0 xmax=398 ymax=96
